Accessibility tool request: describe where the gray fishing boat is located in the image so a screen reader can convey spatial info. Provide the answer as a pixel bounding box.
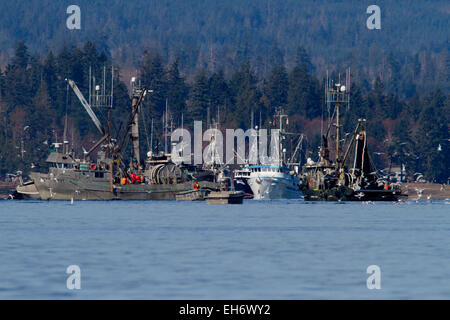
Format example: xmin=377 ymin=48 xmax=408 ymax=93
xmin=175 ymin=188 xmax=211 ymax=201
xmin=300 ymin=69 xmax=403 ymax=201
xmin=24 ymin=70 xmax=220 ymax=200
xmin=205 ymin=190 xmax=244 ymax=204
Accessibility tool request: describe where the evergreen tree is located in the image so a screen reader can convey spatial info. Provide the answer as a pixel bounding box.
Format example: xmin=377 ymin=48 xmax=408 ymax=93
xmin=230 ymin=62 xmax=260 ymax=128
xmin=166 ymin=59 xmax=188 ymax=119
xmin=208 ymin=70 xmax=231 ymax=125
xmin=295 ymin=46 xmax=313 ymax=73
xmin=43 ymin=51 xmax=58 ymax=106
xmin=265 ymin=65 xmax=288 ymax=109
xmin=139 ymin=51 xmax=167 ymax=119
xmin=287 ymin=64 xmax=320 ymax=118
xmin=13 ymin=41 xmax=29 ymax=70
xmin=415 ymin=89 xmax=448 ymax=182
xmin=187 ymin=69 xmax=209 ymax=124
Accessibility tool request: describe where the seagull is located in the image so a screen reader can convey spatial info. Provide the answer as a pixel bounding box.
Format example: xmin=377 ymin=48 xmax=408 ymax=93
xmin=355 ymin=192 xmax=365 ymax=199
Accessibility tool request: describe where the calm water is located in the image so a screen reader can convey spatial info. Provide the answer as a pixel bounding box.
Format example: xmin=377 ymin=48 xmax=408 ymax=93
xmin=0 ymin=199 xmax=449 ymax=299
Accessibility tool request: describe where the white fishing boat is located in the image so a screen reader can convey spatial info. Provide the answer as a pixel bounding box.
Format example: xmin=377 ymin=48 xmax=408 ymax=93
xmin=246 ymin=108 xmax=303 ymax=200
xmin=247 ymin=165 xmax=302 ymax=200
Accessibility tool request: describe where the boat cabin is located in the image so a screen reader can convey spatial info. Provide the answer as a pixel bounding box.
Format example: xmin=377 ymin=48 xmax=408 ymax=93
xmin=46 ymin=152 xmax=75 ymax=170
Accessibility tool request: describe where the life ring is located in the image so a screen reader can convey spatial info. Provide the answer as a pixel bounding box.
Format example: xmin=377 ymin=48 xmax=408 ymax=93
xmin=90 ymin=163 xmax=97 ymax=171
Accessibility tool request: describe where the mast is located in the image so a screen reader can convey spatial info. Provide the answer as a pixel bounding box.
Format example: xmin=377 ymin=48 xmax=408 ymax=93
xmin=130 ymin=78 xmax=141 ymax=168
xmin=63 ymin=83 xmax=69 ymax=154
xmin=107 ymin=67 xmax=114 ymax=157
xmin=150 ymin=118 xmax=154 ymax=153
xmin=336 ymin=97 xmax=340 ymax=162
xmin=164 ymin=98 xmax=168 ymax=154
xmin=325 ymin=68 xmax=350 ymax=169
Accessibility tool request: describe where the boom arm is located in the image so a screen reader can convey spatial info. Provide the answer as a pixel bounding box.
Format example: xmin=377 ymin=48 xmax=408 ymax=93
xmin=67 ymin=79 xmax=105 ymax=135
xmin=115 ymin=87 xmax=148 ymax=155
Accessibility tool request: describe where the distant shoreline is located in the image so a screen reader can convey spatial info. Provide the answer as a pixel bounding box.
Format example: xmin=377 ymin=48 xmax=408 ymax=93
xmin=2 ymin=180 xmax=449 ymax=201
xmin=403 ymin=182 xmax=450 ymax=200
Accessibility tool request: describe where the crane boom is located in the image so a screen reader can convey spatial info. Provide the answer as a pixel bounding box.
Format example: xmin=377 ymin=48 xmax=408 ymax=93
xmin=67 ymin=79 xmax=105 ymax=135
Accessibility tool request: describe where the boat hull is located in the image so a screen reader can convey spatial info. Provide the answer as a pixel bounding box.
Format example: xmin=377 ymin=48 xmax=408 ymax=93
xmin=301 ymin=185 xmax=402 ymax=201
xmin=175 ymin=189 xmax=210 ymax=201
xmin=205 ymin=191 xmax=244 ymax=204
xmin=30 ymin=172 xmax=216 ymax=200
xmin=248 ymin=176 xmax=302 ymax=200
xmin=13 ymin=182 xmax=41 ymax=200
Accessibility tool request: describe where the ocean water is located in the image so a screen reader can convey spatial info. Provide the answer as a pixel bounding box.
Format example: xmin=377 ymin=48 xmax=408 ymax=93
xmin=0 ymin=199 xmax=449 ymax=299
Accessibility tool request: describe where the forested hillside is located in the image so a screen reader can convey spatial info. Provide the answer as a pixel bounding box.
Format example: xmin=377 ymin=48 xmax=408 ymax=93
xmin=0 ymin=1 xmax=448 ymax=94
xmin=0 ymin=1 xmax=448 ymax=182
xmin=0 ymin=41 xmax=448 ymax=182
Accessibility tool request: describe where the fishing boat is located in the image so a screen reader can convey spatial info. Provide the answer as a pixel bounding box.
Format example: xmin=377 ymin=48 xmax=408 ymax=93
xmin=12 ymin=180 xmax=40 ymax=199
xmin=247 ymin=165 xmax=302 ymax=200
xmin=175 ymin=188 xmax=210 ymax=201
xmin=25 ymin=71 xmax=220 ymax=200
xmin=233 ymin=164 xmax=253 ymax=198
xmin=246 ymin=109 xmax=303 ymax=200
xmin=205 ymin=190 xmax=244 ymax=204
xmin=300 ymin=69 xmax=402 ymax=201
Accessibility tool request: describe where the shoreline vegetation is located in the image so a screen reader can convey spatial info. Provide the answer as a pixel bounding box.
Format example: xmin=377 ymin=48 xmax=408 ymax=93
xmin=0 ymin=41 xmax=448 ymax=185
xmin=2 ymin=181 xmax=449 ymax=200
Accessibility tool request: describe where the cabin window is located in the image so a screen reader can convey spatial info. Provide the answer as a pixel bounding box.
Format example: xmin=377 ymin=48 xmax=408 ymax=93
xmin=95 ymin=172 xmax=104 ymax=178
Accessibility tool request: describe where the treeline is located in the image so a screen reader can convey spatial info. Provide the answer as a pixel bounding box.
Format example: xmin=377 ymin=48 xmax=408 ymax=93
xmin=0 ymin=42 xmax=448 ymax=182
xmin=0 ymin=1 xmax=448 ymax=96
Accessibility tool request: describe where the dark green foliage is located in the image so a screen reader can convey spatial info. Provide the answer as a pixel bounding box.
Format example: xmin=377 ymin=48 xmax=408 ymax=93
xmin=230 ymin=62 xmax=261 ymax=128
xmin=208 ymin=70 xmax=232 ymax=125
xmin=287 ymin=65 xmax=320 ymax=118
xmin=414 ymin=90 xmax=449 ymax=182
xmin=139 ymin=51 xmax=167 ymax=119
xmin=0 ymin=1 xmax=448 ymax=97
xmin=0 ymin=39 xmax=448 ymax=182
xmin=166 ymin=59 xmax=188 ymax=118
